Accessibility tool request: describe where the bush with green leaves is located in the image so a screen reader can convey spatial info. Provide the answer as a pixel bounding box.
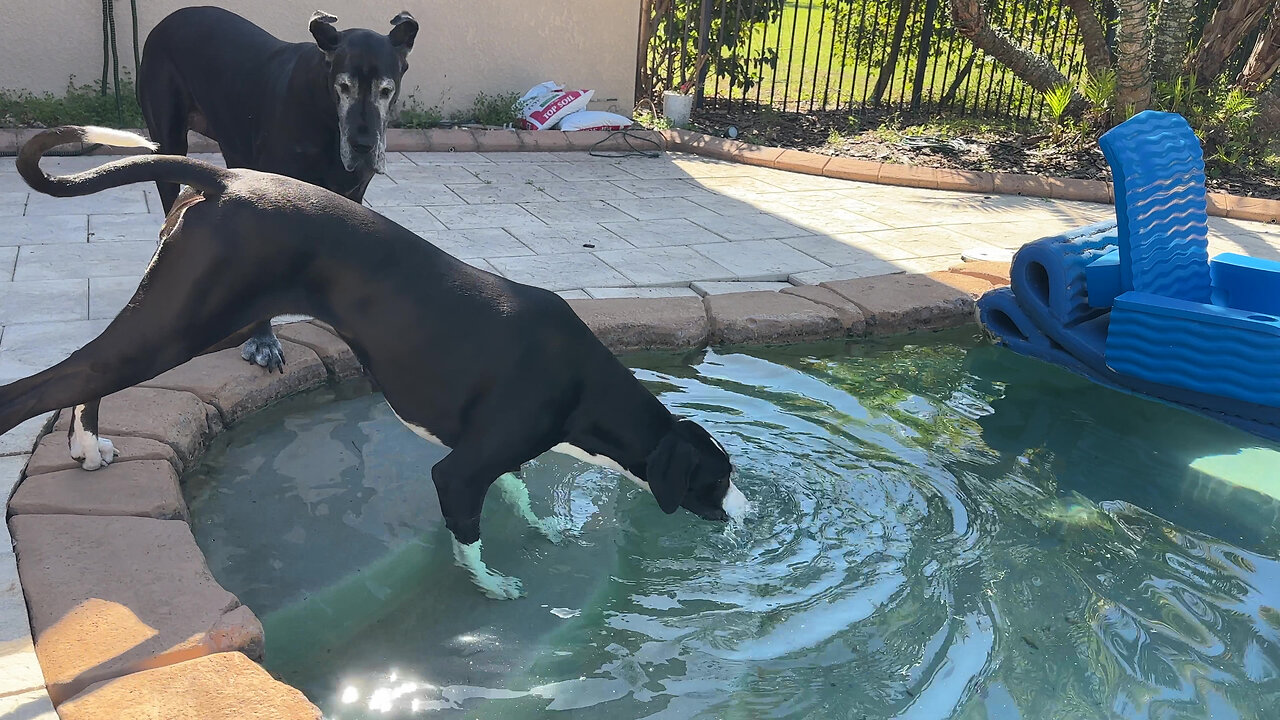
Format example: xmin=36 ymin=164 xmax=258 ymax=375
xmin=1042 ymin=67 xmax=1262 ymax=175
xmin=394 ymin=96 xmax=443 ymax=129
xmin=449 ymin=91 xmax=520 ymax=127
xmin=0 ymin=78 xmax=142 ymax=129
xmin=647 ymin=0 xmax=785 ymax=95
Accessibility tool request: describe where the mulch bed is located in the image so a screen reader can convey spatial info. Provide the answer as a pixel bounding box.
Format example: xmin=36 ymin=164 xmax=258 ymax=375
xmin=689 ymin=106 xmax=1280 ymax=199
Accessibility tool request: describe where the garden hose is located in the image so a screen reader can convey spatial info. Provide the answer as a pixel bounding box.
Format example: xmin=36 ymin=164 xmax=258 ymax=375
xmin=98 ymin=0 xmax=140 ymax=124
xmin=130 ymin=0 xmax=141 ymax=77
xmin=588 ymin=130 xmax=662 ymax=159
xmin=106 ymin=0 xmax=123 ymax=122
xmin=100 ymin=0 xmax=110 ymax=95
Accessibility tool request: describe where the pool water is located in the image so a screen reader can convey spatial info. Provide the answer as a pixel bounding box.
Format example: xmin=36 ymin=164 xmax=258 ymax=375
xmin=184 ymin=331 xmax=1280 ymax=719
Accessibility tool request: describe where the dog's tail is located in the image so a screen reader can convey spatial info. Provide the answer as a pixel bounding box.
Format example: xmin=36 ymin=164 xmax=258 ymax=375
xmin=17 ymin=125 xmax=229 ymax=199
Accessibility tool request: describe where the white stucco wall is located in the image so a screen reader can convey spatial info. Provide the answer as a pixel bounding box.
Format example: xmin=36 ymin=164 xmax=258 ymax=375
xmin=0 ymin=0 xmax=640 ymax=116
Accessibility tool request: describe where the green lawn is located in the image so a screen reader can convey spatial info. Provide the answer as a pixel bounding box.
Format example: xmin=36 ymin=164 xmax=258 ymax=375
xmin=687 ymin=0 xmax=1086 ymax=121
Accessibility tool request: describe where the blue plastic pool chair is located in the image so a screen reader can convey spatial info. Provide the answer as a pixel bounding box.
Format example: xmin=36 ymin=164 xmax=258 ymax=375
xmin=1100 ymin=110 xmax=1280 ymax=407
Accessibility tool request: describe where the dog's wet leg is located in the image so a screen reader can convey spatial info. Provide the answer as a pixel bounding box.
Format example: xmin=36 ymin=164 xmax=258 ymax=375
xmin=433 ymin=454 xmax=522 ymax=599
xmin=493 ymin=472 xmax=565 ymax=544
xmin=66 ymin=399 xmax=116 ymax=470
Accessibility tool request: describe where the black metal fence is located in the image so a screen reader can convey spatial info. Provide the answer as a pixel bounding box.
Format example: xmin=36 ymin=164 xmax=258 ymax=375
xmin=639 ymin=0 xmax=1092 ymax=122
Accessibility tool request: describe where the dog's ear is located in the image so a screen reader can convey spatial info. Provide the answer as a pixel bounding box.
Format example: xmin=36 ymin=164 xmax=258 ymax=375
xmin=645 ymin=427 xmax=696 ymax=515
xmin=388 ymin=11 xmax=418 ymax=54
xmin=309 ymin=11 xmax=342 ymax=56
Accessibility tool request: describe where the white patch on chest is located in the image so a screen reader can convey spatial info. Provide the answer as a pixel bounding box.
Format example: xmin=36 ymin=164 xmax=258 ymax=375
xmin=390 ymin=408 xmax=449 ymax=449
xmin=551 ymin=443 xmax=651 ymax=493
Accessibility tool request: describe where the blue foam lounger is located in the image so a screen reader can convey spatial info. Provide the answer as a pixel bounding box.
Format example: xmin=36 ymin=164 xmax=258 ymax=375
xmin=977 ymin=110 xmax=1280 ymax=441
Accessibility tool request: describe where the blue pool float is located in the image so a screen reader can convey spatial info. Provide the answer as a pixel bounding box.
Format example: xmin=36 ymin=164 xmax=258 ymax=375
xmin=977 ymin=110 xmax=1280 ymax=441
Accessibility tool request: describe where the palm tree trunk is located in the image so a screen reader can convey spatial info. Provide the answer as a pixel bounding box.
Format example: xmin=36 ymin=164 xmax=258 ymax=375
xmin=1115 ymin=0 xmax=1153 ymax=112
xmin=1237 ymin=16 xmax=1280 ymax=91
xmin=1151 ymin=0 xmax=1198 ymax=83
xmin=949 ymin=0 xmax=1075 ymax=94
xmin=1064 ymin=0 xmax=1113 ymax=75
xmin=1186 ymin=0 xmax=1272 ymax=84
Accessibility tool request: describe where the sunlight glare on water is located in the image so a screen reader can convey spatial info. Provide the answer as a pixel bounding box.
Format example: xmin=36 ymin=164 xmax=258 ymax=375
xmin=184 ymin=332 xmax=1280 ymax=719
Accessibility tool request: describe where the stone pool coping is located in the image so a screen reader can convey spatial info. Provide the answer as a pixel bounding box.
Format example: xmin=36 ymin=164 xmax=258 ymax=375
xmin=1 ymin=263 xmax=1009 ymax=717
xmin=3 ymin=125 xmax=1277 ymax=223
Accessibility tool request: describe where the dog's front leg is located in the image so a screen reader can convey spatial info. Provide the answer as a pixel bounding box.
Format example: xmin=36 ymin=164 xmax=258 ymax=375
xmin=450 ymin=538 xmax=523 ymax=600
xmin=240 ymin=320 xmax=286 ymax=373
xmin=68 ymin=400 xmax=118 ymax=471
xmin=433 ymin=456 xmax=525 ymax=600
xmin=494 ymin=471 xmax=566 ymax=543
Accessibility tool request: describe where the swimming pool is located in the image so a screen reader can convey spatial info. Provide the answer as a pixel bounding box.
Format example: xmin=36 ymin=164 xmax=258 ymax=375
xmin=184 ymin=331 xmax=1280 ymax=719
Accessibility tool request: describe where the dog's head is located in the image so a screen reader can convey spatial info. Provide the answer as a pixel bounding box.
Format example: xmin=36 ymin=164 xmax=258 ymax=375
xmin=309 ymin=10 xmax=418 ymax=174
xmin=643 ymin=419 xmax=747 ymax=522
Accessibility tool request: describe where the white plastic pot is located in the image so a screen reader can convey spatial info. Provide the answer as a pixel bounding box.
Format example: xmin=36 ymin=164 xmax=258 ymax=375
xmin=662 ymin=91 xmax=694 ymax=128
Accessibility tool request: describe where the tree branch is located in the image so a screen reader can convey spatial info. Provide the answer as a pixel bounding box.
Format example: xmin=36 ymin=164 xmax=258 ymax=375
xmin=1064 ymin=0 xmax=1113 ymax=75
xmin=1186 ymin=0 xmax=1272 ymax=84
xmin=1237 ymin=14 xmax=1280 ymax=91
xmin=950 ymin=0 xmax=1076 ymax=96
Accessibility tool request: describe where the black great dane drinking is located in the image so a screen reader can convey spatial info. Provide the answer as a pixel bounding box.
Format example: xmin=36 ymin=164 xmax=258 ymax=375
xmin=2 ymin=127 xmax=750 ymax=599
xmin=138 ymin=6 xmax=418 ymax=370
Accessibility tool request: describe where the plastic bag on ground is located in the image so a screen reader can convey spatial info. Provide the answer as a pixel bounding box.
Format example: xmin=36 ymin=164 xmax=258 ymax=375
xmin=558 ymin=110 xmax=633 ymax=132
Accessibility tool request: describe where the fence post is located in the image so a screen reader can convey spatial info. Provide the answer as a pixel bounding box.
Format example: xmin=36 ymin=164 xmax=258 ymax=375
xmin=911 ymin=0 xmax=941 ymax=112
xmin=694 ymin=0 xmax=714 ymax=107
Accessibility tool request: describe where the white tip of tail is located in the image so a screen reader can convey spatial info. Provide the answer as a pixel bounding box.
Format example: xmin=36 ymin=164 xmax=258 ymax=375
xmin=81 ymin=126 xmax=160 ymax=151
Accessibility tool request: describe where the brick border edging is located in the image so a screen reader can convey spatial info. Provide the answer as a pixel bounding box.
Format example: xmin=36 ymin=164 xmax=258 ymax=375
xmin=653 ymin=129 xmax=1280 ymax=225
xmin=3 ymin=265 xmax=1006 ymax=713
xmin=3 ymin=125 xmax=1275 ymax=223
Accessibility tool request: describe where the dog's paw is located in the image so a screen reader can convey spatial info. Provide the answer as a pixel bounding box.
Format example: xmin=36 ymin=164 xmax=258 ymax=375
xmin=533 ymin=516 xmax=569 ymax=545
xmin=452 ymin=538 xmax=526 ymax=600
xmin=477 ymin=572 xmax=524 ymax=600
xmin=71 ymin=436 xmax=117 ymax=471
xmin=241 ymin=335 xmax=285 ymax=373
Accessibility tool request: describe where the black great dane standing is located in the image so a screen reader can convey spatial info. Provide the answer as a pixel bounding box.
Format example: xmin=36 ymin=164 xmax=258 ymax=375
xmin=138 ymin=6 xmax=418 ymax=370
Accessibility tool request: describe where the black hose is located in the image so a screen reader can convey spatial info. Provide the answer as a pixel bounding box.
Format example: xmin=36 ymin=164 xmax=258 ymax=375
xmin=130 ymin=0 xmax=141 ymax=77
xmin=106 ymin=0 xmax=123 ymax=122
xmin=588 ymin=130 xmax=663 ymax=159
xmin=100 ymin=0 xmax=110 ymax=95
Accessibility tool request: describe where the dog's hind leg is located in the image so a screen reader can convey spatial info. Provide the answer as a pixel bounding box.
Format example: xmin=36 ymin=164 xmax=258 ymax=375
xmin=0 ymin=222 xmax=285 ymax=451
xmin=493 ymin=472 xmax=565 ymax=544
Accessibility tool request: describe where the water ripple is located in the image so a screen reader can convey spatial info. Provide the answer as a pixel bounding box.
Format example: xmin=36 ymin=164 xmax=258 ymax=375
xmin=184 ymin=340 xmax=1280 ymax=719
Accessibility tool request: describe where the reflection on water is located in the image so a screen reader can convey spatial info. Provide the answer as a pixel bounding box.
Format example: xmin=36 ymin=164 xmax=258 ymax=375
xmin=184 ymin=331 xmax=1280 ymax=719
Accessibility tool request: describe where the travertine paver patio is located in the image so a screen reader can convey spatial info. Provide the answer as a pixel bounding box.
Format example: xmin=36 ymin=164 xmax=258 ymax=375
xmin=2 ymin=148 xmax=1280 ymax=718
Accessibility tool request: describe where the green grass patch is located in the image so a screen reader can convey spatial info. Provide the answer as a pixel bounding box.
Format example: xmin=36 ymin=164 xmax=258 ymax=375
xmin=0 ymin=79 xmax=142 ymax=128
xmin=689 ymin=0 xmax=1085 ymax=121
